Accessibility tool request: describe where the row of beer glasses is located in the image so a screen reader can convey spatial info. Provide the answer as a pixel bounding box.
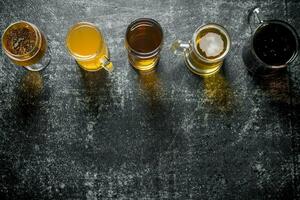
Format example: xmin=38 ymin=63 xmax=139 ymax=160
xmin=1 ymin=7 xmax=299 ymax=78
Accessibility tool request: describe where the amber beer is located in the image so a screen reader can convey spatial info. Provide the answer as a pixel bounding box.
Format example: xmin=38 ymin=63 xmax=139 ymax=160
xmin=125 ymin=18 xmax=163 ymax=71
xmin=2 ymin=21 xmax=50 ymax=71
xmin=66 ymin=22 xmax=113 ymax=72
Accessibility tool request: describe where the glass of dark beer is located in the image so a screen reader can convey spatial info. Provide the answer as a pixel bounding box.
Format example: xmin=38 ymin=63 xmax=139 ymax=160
xmin=243 ymin=7 xmax=299 ymax=77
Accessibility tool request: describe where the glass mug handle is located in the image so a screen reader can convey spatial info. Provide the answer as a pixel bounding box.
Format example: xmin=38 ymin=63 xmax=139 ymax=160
xmin=101 ymin=56 xmax=113 ymax=72
xmin=248 ymin=7 xmax=264 ymax=33
xmin=171 ymin=40 xmax=191 ymax=56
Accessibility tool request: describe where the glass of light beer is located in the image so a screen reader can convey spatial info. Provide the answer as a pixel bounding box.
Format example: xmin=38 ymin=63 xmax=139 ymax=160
xmin=172 ymin=23 xmax=231 ymax=76
xmin=66 ymin=22 xmax=113 ymax=72
xmin=1 ymin=21 xmax=51 ymax=71
xmin=125 ymin=18 xmax=163 ymax=72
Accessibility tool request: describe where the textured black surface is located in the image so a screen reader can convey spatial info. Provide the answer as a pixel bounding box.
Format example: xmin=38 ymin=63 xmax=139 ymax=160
xmin=0 ymin=0 xmax=299 ymax=199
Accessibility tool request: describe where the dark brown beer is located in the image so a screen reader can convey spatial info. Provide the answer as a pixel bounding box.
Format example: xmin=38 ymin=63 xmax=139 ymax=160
xmin=125 ymin=18 xmax=163 ymax=71
xmin=253 ymin=22 xmax=297 ymax=66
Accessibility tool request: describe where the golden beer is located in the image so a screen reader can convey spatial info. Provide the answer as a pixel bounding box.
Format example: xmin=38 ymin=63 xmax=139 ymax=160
xmin=66 ymin=22 xmax=113 ymax=72
xmin=172 ymin=23 xmax=231 ymax=76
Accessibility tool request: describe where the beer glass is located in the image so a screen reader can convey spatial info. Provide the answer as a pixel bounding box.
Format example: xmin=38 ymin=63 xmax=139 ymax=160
xmin=125 ymin=18 xmax=163 ymax=71
xmin=2 ymin=21 xmax=51 ymax=71
xmin=172 ymin=23 xmax=231 ymax=76
xmin=66 ymin=22 xmax=113 ymax=72
xmin=242 ymin=7 xmax=299 ymax=77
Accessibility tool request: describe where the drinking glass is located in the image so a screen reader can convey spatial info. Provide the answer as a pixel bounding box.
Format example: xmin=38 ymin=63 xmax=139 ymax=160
xmin=2 ymin=21 xmax=51 ymax=71
xmin=242 ymin=7 xmax=299 ymax=77
xmin=125 ymin=18 xmax=163 ymax=72
xmin=66 ymin=22 xmax=113 ymax=72
xmin=172 ymin=23 xmax=231 ymax=76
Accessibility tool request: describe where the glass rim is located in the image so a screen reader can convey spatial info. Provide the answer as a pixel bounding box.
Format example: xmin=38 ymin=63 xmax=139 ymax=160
xmin=125 ymin=18 xmax=163 ymax=58
xmin=1 ymin=20 xmax=42 ymax=61
xmin=192 ymin=23 xmax=231 ymax=63
xmin=251 ymin=19 xmax=299 ymax=68
xmin=65 ymin=21 xmax=103 ymax=61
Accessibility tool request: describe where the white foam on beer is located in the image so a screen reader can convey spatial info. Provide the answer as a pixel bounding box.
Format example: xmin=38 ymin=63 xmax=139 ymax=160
xmin=199 ymin=32 xmax=224 ymax=57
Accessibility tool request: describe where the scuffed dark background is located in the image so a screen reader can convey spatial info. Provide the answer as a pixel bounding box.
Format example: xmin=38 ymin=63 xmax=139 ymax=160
xmin=0 ymin=0 xmax=299 ymax=199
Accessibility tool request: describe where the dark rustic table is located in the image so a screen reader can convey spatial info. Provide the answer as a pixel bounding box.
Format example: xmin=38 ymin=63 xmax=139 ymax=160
xmin=0 ymin=0 xmax=299 ymax=199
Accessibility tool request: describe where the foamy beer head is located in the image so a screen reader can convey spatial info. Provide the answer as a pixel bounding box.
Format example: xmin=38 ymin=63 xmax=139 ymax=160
xmin=193 ymin=24 xmax=231 ymax=63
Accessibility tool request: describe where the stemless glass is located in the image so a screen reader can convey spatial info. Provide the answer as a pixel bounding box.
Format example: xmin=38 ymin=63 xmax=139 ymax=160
xmin=172 ymin=23 xmax=231 ymax=76
xmin=66 ymin=22 xmax=113 ymax=72
xmin=125 ymin=18 xmax=163 ymax=72
xmin=1 ymin=21 xmax=51 ymax=71
xmin=242 ymin=7 xmax=299 ymax=77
